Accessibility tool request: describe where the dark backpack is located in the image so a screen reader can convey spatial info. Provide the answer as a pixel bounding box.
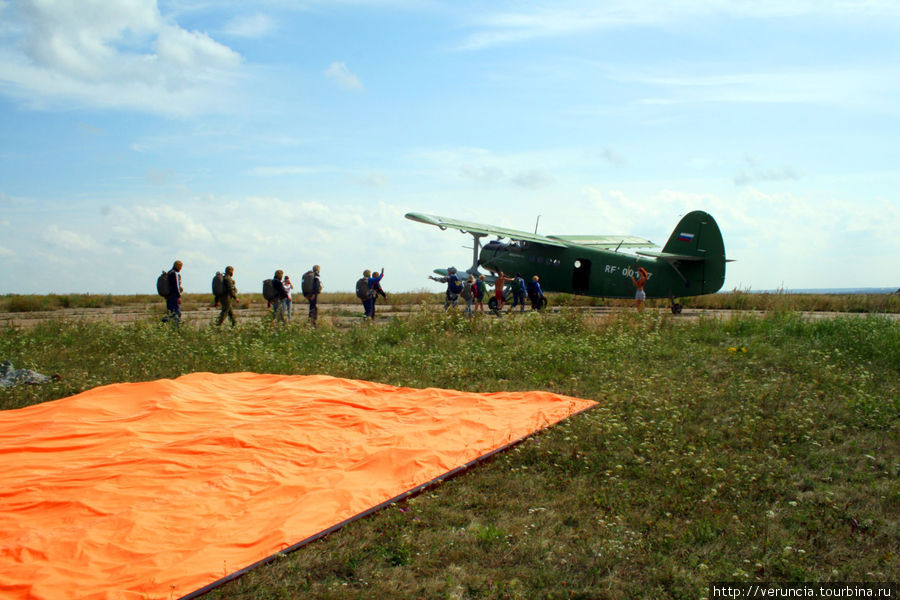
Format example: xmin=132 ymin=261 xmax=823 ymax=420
xmin=212 ymin=272 xmax=225 ymax=298
xmin=460 ymin=281 xmax=473 ymax=300
xmin=356 ymin=278 xmax=371 ymax=300
xmin=262 ymin=279 xmax=276 ymax=302
xmin=301 ymin=270 xmax=315 ymax=296
xmin=449 ymin=275 xmax=463 ymax=294
xmin=156 ymin=270 xmax=170 ymax=297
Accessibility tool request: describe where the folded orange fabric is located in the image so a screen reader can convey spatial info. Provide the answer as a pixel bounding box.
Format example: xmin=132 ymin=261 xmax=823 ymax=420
xmin=0 ymin=373 xmax=595 ymax=599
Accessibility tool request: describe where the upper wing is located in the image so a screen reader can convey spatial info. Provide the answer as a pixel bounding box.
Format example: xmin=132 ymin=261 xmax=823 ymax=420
xmin=405 ymin=212 xmax=567 ymax=247
xmin=547 ymin=234 xmax=657 ymax=249
xmin=405 ymin=212 xmax=657 ymax=250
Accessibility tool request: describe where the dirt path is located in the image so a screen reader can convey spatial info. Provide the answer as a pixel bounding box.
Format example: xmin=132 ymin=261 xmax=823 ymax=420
xmin=2 ymin=302 xmax=897 ymax=330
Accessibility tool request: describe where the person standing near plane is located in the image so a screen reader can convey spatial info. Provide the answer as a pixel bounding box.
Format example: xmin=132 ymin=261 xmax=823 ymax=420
xmin=462 ymin=275 xmax=476 ymax=317
xmin=510 ymin=273 xmax=527 ymax=313
xmin=162 ymin=260 xmax=183 ymax=326
xmin=528 ymin=275 xmax=545 ymax=311
xmin=631 ymin=267 xmax=648 ymax=311
xmin=429 ymin=267 xmax=462 ymax=311
xmin=474 ymin=274 xmax=487 ymax=313
xmin=494 ymin=271 xmax=508 ymax=312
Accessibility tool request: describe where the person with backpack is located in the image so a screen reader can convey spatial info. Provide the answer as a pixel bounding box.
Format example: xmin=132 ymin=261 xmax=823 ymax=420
xmin=473 ymin=274 xmax=486 ymax=313
xmin=429 ymin=267 xmax=462 ymax=311
xmin=161 ymin=260 xmax=183 ymax=326
xmin=304 ymin=265 xmax=322 ymax=325
xmin=369 ymin=269 xmax=386 ymax=319
xmin=461 ymin=275 xmax=475 ymax=317
xmin=357 ymin=269 xmax=375 ymax=319
xmin=215 ymin=266 xmax=239 ymax=327
xmin=363 ymin=267 xmax=384 ymax=321
xmin=528 ymin=275 xmax=546 ymax=311
xmin=270 ymin=270 xmax=289 ymax=323
xmin=510 ymin=273 xmax=527 ymax=313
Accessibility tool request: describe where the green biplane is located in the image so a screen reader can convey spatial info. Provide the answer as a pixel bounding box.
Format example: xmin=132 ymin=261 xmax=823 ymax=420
xmin=405 ymin=210 xmax=729 ymax=314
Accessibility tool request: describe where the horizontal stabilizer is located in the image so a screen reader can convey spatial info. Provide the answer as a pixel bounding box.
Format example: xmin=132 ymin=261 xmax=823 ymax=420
xmin=636 ymin=250 xmax=706 ymax=262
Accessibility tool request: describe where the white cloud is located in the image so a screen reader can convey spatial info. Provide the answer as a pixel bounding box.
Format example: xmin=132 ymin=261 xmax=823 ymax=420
xmin=0 ymin=244 xmax=13 ymax=258
xmin=324 ymin=61 xmax=363 ymax=91
xmin=625 ymin=68 xmax=900 ymax=112
xmin=0 ymin=0 xmax=243 ymax=115
xmin=222 ymin=13 xmax=276 ymax=38
xmin=42 ymin=224 xmax=103 ymax=252
xmin=455 ymin=1 xmax=900 ymax=50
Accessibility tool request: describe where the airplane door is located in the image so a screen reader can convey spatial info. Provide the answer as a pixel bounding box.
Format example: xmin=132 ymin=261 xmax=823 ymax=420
xmin=573 ymin=259 xmax=591 ymax=294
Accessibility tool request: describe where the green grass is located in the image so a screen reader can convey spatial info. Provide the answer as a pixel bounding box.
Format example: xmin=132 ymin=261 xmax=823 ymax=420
xmin=1 ymin=310 xmax=897 ymax=599
xmin=3 ymin=290 xmax=899 ymax=314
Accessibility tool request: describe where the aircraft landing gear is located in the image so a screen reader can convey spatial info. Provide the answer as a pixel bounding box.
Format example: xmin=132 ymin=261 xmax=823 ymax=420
xmin=670 ymin=302 xmax=683 ymax=315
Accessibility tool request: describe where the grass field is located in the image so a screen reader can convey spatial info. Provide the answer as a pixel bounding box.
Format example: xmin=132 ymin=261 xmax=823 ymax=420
xmin=2 ymin=289 xmax=899 ymax=314
xmin=1 ymin=307 xmax=897 ymax=599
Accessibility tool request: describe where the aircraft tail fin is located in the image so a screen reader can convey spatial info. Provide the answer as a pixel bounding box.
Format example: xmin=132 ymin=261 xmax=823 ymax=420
xmin=661 ymin=211 xmax=727 ymax=294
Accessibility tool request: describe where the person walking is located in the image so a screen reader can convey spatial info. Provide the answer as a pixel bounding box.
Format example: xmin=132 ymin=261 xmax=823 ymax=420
xmin=372 ymin=271 xmax=387 ymax=318
xmin=271 ymin=270 xmax=289 ymax=323
xmin=510 ymin=273 xmax=527 ymax=313
xmin=216 ymin=266 xmax=239 ymax=327
xmin=462 ymin=275 xmax=475 ymax=317
xmin=527 ymin=275 xmax=545 ymax=311
xmin=429 ymin=267 xmax=463 ymax=311
xmin=474 ymin=274 xmax=486 ymax=313
xmin=162 ymin=260 xmax=183 ymax=326
xmin=368 ymin=268 xmax=385 ymax=320
xmin=282 ymin=275 xmax=294 ymax=321
xmin=358 ymin=269 xmax=374 ymax=318
xmin=306 ymin=265 xmax=322 ymax=325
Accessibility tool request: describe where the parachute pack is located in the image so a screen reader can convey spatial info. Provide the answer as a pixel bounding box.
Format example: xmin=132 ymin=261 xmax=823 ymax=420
xmin=355 ymin=278 xmax=372 ymax=300
xmin=156 ymin=271 xmax=170 ymax=298
xmin=449 ymin=275 xmax=463 ymax=295
xmin=301 ymin=271 xmax=315 ymax=297
xmin=212 ymin=272 xmax=225 ymax=298
xmin=262 ymin=279 xmax=276 ymax=302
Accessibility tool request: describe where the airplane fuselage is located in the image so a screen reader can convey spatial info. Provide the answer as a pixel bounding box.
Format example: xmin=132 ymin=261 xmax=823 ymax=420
xmin=478 ymin=240 xmax=721 ymax=300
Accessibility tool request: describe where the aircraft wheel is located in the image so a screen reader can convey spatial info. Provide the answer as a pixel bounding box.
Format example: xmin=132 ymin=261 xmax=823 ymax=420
xmin=541 ymin=297 xmax=548 ymax=309
xmin=488 ymin=297 xmax=499 ymax=312
xmin=671 ymin=303 xmax=683 ymax=315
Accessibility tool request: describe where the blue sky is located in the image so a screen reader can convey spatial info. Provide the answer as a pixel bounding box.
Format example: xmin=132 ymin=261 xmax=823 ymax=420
xmin=1 ymin=0 xmax=898 ymax=295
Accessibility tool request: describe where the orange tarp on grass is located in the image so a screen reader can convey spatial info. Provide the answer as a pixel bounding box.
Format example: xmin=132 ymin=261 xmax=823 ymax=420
xmin=0 ymin=373 xmax=595 ymax=599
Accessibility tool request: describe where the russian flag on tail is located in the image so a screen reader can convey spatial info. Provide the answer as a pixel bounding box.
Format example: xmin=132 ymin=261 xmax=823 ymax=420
xmin=677 ymin=232 xmax=695 ymax=242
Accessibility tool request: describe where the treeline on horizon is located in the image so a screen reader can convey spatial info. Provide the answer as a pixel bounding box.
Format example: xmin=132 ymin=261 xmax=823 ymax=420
xmin=1 ymin=289 xmax=899 ymax=314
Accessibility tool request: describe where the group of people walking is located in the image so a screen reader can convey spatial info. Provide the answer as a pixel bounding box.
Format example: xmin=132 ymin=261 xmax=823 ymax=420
xmin=160 ymin=260 xmax=561 ymax=327
xmin=160 ymin=259 xmax=654 ymax=326
xmin=267 ymin=266 xmax=322 ymax=325
xmin=429 ymin=268 xmax=546 ymax=316
xmin=160 ymin=261 xmax=382 ymax=327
